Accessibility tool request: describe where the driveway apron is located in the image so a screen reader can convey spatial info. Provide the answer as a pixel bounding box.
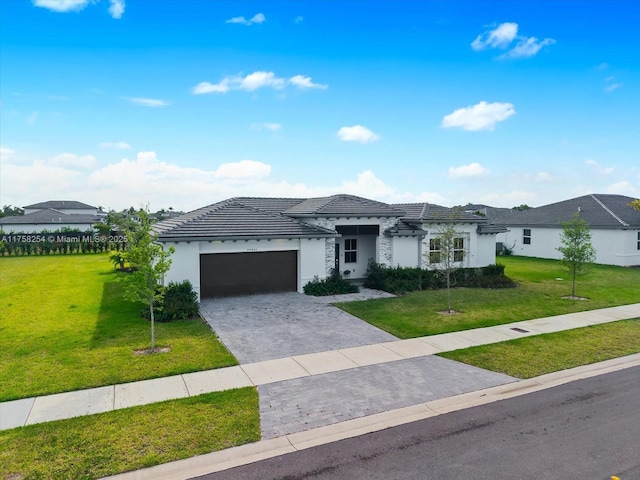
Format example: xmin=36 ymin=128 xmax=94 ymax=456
xmin=199 ymin=292 xmax=397 ymax=364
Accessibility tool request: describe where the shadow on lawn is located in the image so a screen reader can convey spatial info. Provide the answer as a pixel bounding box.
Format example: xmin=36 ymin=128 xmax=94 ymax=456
xmin=91 ymin=276 xmax=142 ymax=348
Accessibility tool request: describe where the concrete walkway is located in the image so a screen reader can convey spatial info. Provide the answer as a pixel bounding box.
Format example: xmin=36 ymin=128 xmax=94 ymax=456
xmin=1 ymin=303 xmax=639 ymax=431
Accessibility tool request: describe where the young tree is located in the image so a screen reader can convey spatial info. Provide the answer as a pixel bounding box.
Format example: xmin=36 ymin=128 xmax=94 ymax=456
xmin=556 ymin=213 xmax=596 ymax=298
xmin=121 ymin=208 xmax=174 ymax=352
xmin=426 ymin=221 xmax=467 ymax=313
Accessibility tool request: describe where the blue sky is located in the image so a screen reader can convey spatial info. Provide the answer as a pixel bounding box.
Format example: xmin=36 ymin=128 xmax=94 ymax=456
xmin=1 ymin=0 xmax=638 ymax=212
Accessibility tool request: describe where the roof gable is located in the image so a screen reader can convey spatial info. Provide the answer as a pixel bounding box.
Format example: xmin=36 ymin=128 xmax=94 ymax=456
xmin=285 ymin=194 xmax=405 ymax=217
xmin=23 ymin=200 xmax=96 ymax=210
xmin=493 ymin=194 xmax=640 ymax=228
xmin=393 ymin=203 xmax=485 ymax=223
xmin=154 ymin=199 xmax=337 ymax=241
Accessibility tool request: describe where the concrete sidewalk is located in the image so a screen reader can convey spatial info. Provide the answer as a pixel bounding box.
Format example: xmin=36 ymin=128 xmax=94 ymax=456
xmin=1 ymin=303 xmax=639 ymax=431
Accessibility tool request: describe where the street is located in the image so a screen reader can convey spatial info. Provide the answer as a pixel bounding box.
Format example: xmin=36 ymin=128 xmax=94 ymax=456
xmin=195 ymin=366 xmax=640 ymax=480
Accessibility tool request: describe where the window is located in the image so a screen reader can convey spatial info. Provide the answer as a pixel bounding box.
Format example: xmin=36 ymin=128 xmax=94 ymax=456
xmin=429 ymin=238 xmax=441 ymax=263
xmin=637 ymin=231 xmax=640 ymax=250
xmin=453 ymin=237 xmax=465 ymax=262
xmin=344 ymin=239 xmax=357 ymax=263
xmin=523 ymin=228 xmax=531 ymax=245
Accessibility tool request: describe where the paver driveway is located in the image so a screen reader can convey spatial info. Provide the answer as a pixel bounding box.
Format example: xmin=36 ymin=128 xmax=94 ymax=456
xmin=199 ymin=291 xmax=397 ymax=364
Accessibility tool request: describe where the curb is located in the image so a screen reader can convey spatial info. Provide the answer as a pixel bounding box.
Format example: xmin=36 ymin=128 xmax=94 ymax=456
xmin=102 ymin=353 xmax=640 ymax=480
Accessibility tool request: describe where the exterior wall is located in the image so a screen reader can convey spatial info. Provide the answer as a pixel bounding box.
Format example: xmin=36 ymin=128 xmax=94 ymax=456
xmin=302 ymin=216 xmax=398 ymax=277
xmin=500 ymin=227 xmax=640 ymax=267
xmin=163 ymin=237 xmax=329 ymax=301
xmin=391 ymin=236 xmax=421 ymax=267
xmin=0 ymin=223 xmax=94 ymax=233
xmin=419 ymin=223 xmax=495 ymax=269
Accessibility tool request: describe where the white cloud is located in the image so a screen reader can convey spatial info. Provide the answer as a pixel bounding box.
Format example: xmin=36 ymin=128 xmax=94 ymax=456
xmin=471 ymin=22 xmax=518 ymax=50
xmin=0 ymin=146 xmax=16 ymax=162
xmin=605 ymin=81 xmax=623 ymax=92
xmin=477 ymin=190 xmax=537 ymax=208
xmin=500 ymin=37 xmax=556 ymax=59
xmin=240 ymin=71 xmax=286 ymax=91
xmin=226 ymin=13 xmax=265 ymax=25
xmin=337 ymin=125 xmax=380 ymax=143
xmin=99 ymin=141 xmax=131 ymax=150
xmin=33 ymin=0 xmax=89 ymax=13
xmin=471 ymin=22 xmax=555 ymax=59
xmin=340 ymin=170 xmax=394 ymax=197
xmin=441 ymin=101 xmax=515 ymax=131
xmin=192 ymin=72 xmax=327 ymax=95
xmin=52 ymin=153 xmax=97 ymax=169
xmin=214 ymin=160 xmax=271 ymax=179
xmin=289 ymin=75 xmax=328 ymax=90
xmin=251 ymin=123 xmax=282 ymax=132
xmin=108 ymin=0 xmax=125 ymax=19
xmin=585 ymin=159 xmax=614 ymax=175
xmin=294 ymin=16 xmax=304 ymax=24
xmin=605 ymin=180 xmax=637 ymax=195
xmin=128 ymin=97 xmax=169 ymax=107
xmin=447 ymin=163 xmax=489 ymax=179
xmin=26 ymin=112 xmax=39 ymax=125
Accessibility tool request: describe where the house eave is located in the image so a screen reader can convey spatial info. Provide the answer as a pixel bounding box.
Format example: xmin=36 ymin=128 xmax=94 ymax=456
xmin=157 ymin=232 xmax=339 ymax=243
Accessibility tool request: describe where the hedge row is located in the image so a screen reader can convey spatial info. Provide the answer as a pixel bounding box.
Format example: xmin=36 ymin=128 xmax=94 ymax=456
xmin=364 ymin=261 xmax=516 ymax=294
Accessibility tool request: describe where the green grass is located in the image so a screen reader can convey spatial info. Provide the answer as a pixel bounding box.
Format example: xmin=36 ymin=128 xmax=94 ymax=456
xmin=338 ymin=256 xmax=640 ymax=338
xmin=0 ymin=254 xmax=237 ymax=401
xmin=0 ymin=387 xmax=260 ymax=480
xmin=440 ymin=319 xmax=640 ymax=378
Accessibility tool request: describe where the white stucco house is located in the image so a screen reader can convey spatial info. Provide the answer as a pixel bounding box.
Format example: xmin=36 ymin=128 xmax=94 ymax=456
xmin=155 ymin=194 xmax=507 ymax=300
xmin=0 ymin=201 xmax=102 ymax=234
xmin=493 ymin=194 xmax=640 ymax=267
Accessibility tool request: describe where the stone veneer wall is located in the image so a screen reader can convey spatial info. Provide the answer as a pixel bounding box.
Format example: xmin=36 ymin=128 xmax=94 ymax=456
xmin=300 ymin=217 xmax=399 ymax=276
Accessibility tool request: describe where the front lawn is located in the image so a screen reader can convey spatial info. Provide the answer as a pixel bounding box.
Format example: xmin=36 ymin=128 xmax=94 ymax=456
xmin=0 ymin=387 xmax=260 ymax=480
xmin=338 ymin=256 xmax=640 ymax=338
xmin=440 ymin=319 xmax=640 ymax=378
xmin=0 ymin=255 xmax=237 ymax=401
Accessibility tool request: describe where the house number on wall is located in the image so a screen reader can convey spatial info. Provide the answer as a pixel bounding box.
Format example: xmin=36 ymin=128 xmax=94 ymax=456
xmin=247 ymin=248 xmax=258 ymax=252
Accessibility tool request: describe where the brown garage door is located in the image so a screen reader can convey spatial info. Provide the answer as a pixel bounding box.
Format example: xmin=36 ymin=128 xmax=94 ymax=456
xmin=200 ymin=251 xmax=298 ymax=298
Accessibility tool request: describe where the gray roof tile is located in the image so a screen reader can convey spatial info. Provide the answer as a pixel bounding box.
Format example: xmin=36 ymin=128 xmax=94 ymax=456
xmin=154 ymin=198 xmax=337 ymax=241
xmin=0 ymin=209 xmax=98 ymax=226
xmin=285 ymin=194 xmax=405 ymax=217
xmin=492 ymin=194 xmax=640 ymax=228
xmin=23 ymin=200 xmax=96 ymax=210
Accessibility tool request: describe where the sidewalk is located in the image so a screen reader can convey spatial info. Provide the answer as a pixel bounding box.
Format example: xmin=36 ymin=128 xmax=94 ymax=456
xmin=2 ymin=303 xmax=638 ymax=431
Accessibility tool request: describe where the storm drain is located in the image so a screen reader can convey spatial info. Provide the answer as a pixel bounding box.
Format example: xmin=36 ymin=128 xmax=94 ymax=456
xmin=511 ymin=327 xmax=530 ymax=333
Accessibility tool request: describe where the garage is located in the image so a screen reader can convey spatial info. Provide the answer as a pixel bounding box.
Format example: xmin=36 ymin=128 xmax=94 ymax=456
xmin=200 ymin=251 xmax=298 ymax=298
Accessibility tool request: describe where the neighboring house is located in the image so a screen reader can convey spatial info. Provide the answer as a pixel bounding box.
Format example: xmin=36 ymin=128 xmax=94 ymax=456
xmin=0 ymin=201 xmax=101 ymax=234
xmin=155 ymin=194 xmax=506 ymax=300
xmin=493 ymin=194 xmax=640 ymax=267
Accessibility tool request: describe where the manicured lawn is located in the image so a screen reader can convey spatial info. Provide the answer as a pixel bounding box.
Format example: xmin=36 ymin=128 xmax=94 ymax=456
xmin=0 ymin=254 xmax=237 ymax=401
xmin=338 ymin=256 xmax=640 ymax=338
xmin=440 ymin=319 xmax=640 ymax=378
xmin=0 ymin=387 xmax=260 ymax=480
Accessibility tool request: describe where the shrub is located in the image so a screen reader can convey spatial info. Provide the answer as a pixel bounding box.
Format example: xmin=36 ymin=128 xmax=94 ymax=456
xmin=364 ymin=262 xmax=515 ymax=294
xmin=303 ymin=269 xmax=359 ymax=296
xmin=142 ymin=280 xmax=199 ymax=322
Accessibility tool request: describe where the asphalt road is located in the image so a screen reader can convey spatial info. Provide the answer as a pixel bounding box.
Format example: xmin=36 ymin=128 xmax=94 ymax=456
xmin=195 ymin=366 xmax=640 ymax=480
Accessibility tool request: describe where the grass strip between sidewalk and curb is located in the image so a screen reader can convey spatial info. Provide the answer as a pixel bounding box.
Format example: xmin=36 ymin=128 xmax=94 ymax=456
xmin=440 ymin=318 xmax=640 ymax=378
xmin=0 ymin=387 xmax=260 ymax=480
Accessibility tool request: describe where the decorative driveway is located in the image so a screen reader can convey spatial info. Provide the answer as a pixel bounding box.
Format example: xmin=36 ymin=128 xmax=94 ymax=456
xmin=199 ymin=291 xmax=397 ymax=364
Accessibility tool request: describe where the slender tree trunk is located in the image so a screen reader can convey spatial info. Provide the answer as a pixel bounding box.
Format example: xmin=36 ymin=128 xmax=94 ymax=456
xmin=446 ymin=271 xmax=452 ymax=313
xmin=572 ymin=268 xmax=577 ymax=297
xmin=149 ymin=299 xmax=155 ymax=352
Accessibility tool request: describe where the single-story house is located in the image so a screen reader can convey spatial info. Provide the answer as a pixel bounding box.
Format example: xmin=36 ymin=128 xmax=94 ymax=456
xmin=0 ymin=201 xmax=102 ymax=234
xmin=493 ymin=194 xmax=640 ymax=267
xmin=155 ymin=194 xmax=507 ymax=300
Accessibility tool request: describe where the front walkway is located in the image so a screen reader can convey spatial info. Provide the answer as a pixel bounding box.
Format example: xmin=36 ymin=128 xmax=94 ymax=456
xmin=2 ymin=303 xmax=638 ymax=432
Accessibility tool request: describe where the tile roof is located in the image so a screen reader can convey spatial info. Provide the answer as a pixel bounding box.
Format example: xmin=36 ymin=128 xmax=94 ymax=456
xmin=393 ymin=203 xmax=486 ymax=223
xmin=154 ymin=198 xmax=337 ymax=241
xmin=0 ymin=209 xmax=99 ymax=225
xmin=23 ymin=200 xmax=96 ymax=210
xmin=285 ymin=194 xmax=405 ymax=217
xmin=492 ymin=194 xmax=640 ymax=229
